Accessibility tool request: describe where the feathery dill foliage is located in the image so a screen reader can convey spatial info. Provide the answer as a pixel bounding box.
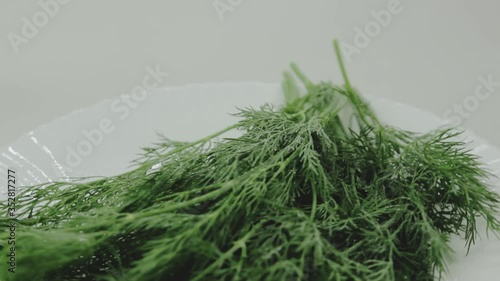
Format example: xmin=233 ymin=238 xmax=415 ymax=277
xmin=1 ymin=41 xmax=500 ymax=281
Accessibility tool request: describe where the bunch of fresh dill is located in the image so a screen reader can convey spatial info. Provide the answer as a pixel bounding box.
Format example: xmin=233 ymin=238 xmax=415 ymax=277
xmin=1 ymin=41 xmax=499 ymax=281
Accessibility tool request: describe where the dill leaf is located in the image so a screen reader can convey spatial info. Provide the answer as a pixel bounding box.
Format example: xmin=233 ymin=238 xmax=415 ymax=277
xmin=1 ymin=41 xmax=499 ymax=281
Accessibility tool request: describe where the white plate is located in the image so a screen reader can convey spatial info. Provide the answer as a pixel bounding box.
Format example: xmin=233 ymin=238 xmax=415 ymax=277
xmin=1 ymin=82 xmax=500 ymax=280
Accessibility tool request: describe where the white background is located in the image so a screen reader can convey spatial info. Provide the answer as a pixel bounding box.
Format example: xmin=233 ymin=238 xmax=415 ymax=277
xmin=1 ymin=0 xmax=499 ymax=148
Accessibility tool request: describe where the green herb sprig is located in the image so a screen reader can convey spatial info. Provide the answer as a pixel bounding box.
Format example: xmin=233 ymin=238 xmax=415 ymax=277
xmin=1 ymin=40 xmax=499 ymax=281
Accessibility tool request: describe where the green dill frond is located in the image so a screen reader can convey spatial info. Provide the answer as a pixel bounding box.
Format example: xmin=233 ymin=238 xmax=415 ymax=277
xmin=1 ymin=41 xmax=499 ymax=281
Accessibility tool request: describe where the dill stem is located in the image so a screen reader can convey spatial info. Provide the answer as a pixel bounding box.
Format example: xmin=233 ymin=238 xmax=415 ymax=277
xmin=333 ymin=40 xmax=353 ymax=94
xmin=283 ymin=71 xmax=300 ymax=103
xmin=191 ymin=226 xmax=257 ymax=281
xmin=291 ymin=63 xmax=313 ymax=89
xmin=160 ymin=123 xmax=239 ymax=159
xmin=333 ymin=39 xmax=380 ymax=127
xmin=310 ymin=184 xmax=318 ymax=221
xmin=124 ymin=180 xmax=235 ymax=221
